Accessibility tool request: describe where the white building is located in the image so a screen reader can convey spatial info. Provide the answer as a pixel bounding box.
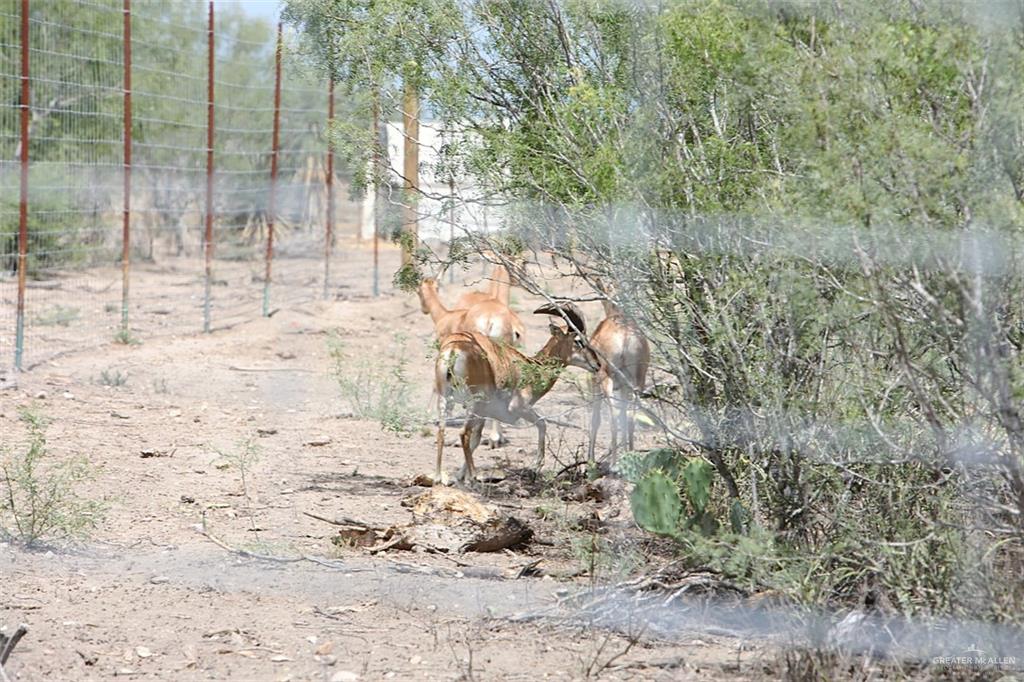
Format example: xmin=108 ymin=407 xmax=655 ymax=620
xmin=360 ymin=120 xmax=499 ymax=242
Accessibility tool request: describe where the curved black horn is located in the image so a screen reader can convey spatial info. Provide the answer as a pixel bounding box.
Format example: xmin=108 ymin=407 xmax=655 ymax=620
xmin=534 ymin=302 xmax=586 ymax=337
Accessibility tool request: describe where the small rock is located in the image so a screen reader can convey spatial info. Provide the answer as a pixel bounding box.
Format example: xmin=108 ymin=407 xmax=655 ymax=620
xmin=315 ymin=641 xmax=334 ymax=656
xmin=180 ymin=495 xmax=196 ymax=504
xmin=330 ymin=672 xmax=359 ymax=682
xmin=135 ymin=646 xmax=153 ymax=659
xmin=410 ymin=473 xmax=435 ymax=487
xmin=257 ymin=427 xmax=278 ymax=437
xmin=34 ymin=391 xmax=47 ymax=400
xmin=270 ymin=655 xmax=293 ymax=663
xmin=149 ymin=576 xmax=169 ymax=585
xmin=409 ymin=655 xmax=422 ymax=665
xmin=304 ymin=437 xmax=332 ymax=447
xmin=62 ymin=391 xmax=74 ymax=399
xmin=569 ymin=511 xmax=602 ymax=533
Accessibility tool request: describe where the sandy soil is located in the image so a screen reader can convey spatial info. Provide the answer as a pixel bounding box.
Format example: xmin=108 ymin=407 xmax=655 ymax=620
xmin=0 ymin=246 xmax=772 ymax=680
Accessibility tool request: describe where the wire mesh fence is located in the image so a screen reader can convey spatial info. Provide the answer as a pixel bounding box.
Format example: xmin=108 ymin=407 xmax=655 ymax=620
xmin=0 ymin=0 xmax=356 ymax=371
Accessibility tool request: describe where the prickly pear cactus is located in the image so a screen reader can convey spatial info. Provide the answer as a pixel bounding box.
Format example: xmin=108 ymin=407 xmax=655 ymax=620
xmin=680 ymin=457 xmax=713 ymax=514
xmin=614 ymin=448 xmax=680 ymax=483
xmin=630 ymin=471 xmax=682 ymax=536
xmin=613 ymin=451 xmax=648 ymax=483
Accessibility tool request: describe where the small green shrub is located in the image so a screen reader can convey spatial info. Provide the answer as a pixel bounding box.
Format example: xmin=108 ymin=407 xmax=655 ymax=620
xmin=214 ymin=438 xmax=262 ymax=533
xmin=0 ymin=409 xmax=105 ymax=546
xmin=98 ymin=368 xmax=129 ymax=386
xmin=32 ymin=305 xmax=80 ymax=327
xmin=329 ymin=332 xmax=426 ymax=433
xmin=569 ymin=534 xmax=643 ymax=580
xmin=114 ymin=328 xmax=140 ymax=345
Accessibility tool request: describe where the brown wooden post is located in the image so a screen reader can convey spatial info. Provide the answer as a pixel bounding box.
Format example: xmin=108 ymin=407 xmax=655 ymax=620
xmin=203 ymin=0 xmax=215 ymax=332
xmin=14 ymin=0 xmax=30 ymax=370
xmin=120 ymin=0 xmax=132 ymax=339
xmin=448 ymin=175 xmax=455 ymax=284
xmin=372 ymin=90 xmax=380 ymax=297
xmin=324 ymin=77 xmax=334 ymax=299
xmin=401 ymin=82 xmax=418 ymax=266
xmin=263 ymin=21 xmax=282 ymax=316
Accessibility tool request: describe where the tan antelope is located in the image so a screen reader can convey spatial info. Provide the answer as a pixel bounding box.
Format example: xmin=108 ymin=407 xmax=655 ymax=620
xmin=418 ymin=276 xmax=525 ymax=446
xmin=576 ymin=294 xmax=650 ymax=464
xmin=455 ymin=263 xmax=512 ymax=311
xmin=433 ymin=303 xmax=586 ymax=483
xmin=417 ymin=277 xmax=525 ymax=347
xmin=455 ymin=262 xmax=517 ymax=448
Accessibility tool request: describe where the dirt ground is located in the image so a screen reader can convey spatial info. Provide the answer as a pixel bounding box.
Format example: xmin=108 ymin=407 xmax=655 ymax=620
xmin=0 ymin=245 xmax=774 ymax=681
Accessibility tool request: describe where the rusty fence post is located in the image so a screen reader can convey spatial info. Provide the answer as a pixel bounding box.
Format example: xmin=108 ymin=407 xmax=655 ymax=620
xmin=121 ymin=0 xmax=132 ymax=340
xmin=14 ymin=0 xmax=30 ymax=371
xmin=203 ymin=0 xmax=215 ymax=333
xmin=263 ymin=21 xmax=282 ymax=317
xmin=324 ymin=77 xmax=334 ymax=300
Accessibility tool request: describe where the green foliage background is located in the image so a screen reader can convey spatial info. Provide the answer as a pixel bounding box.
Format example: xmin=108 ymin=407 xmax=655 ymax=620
xmin=284 ymin=0 xmax=1024 ymax=624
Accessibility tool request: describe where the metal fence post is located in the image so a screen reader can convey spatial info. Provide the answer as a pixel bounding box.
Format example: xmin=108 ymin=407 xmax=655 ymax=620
xmin=121 ymin=0 xmax=132 ymax=339
xmin=263 ymin=21 xmax=282 ymax=317
xmin=14 ymin=0 xmax=30 ymax=371
xmin=324 ymin=77 xmax=334 ymax=300
xmin=203 ymin=0 xmax=214 ymax=333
